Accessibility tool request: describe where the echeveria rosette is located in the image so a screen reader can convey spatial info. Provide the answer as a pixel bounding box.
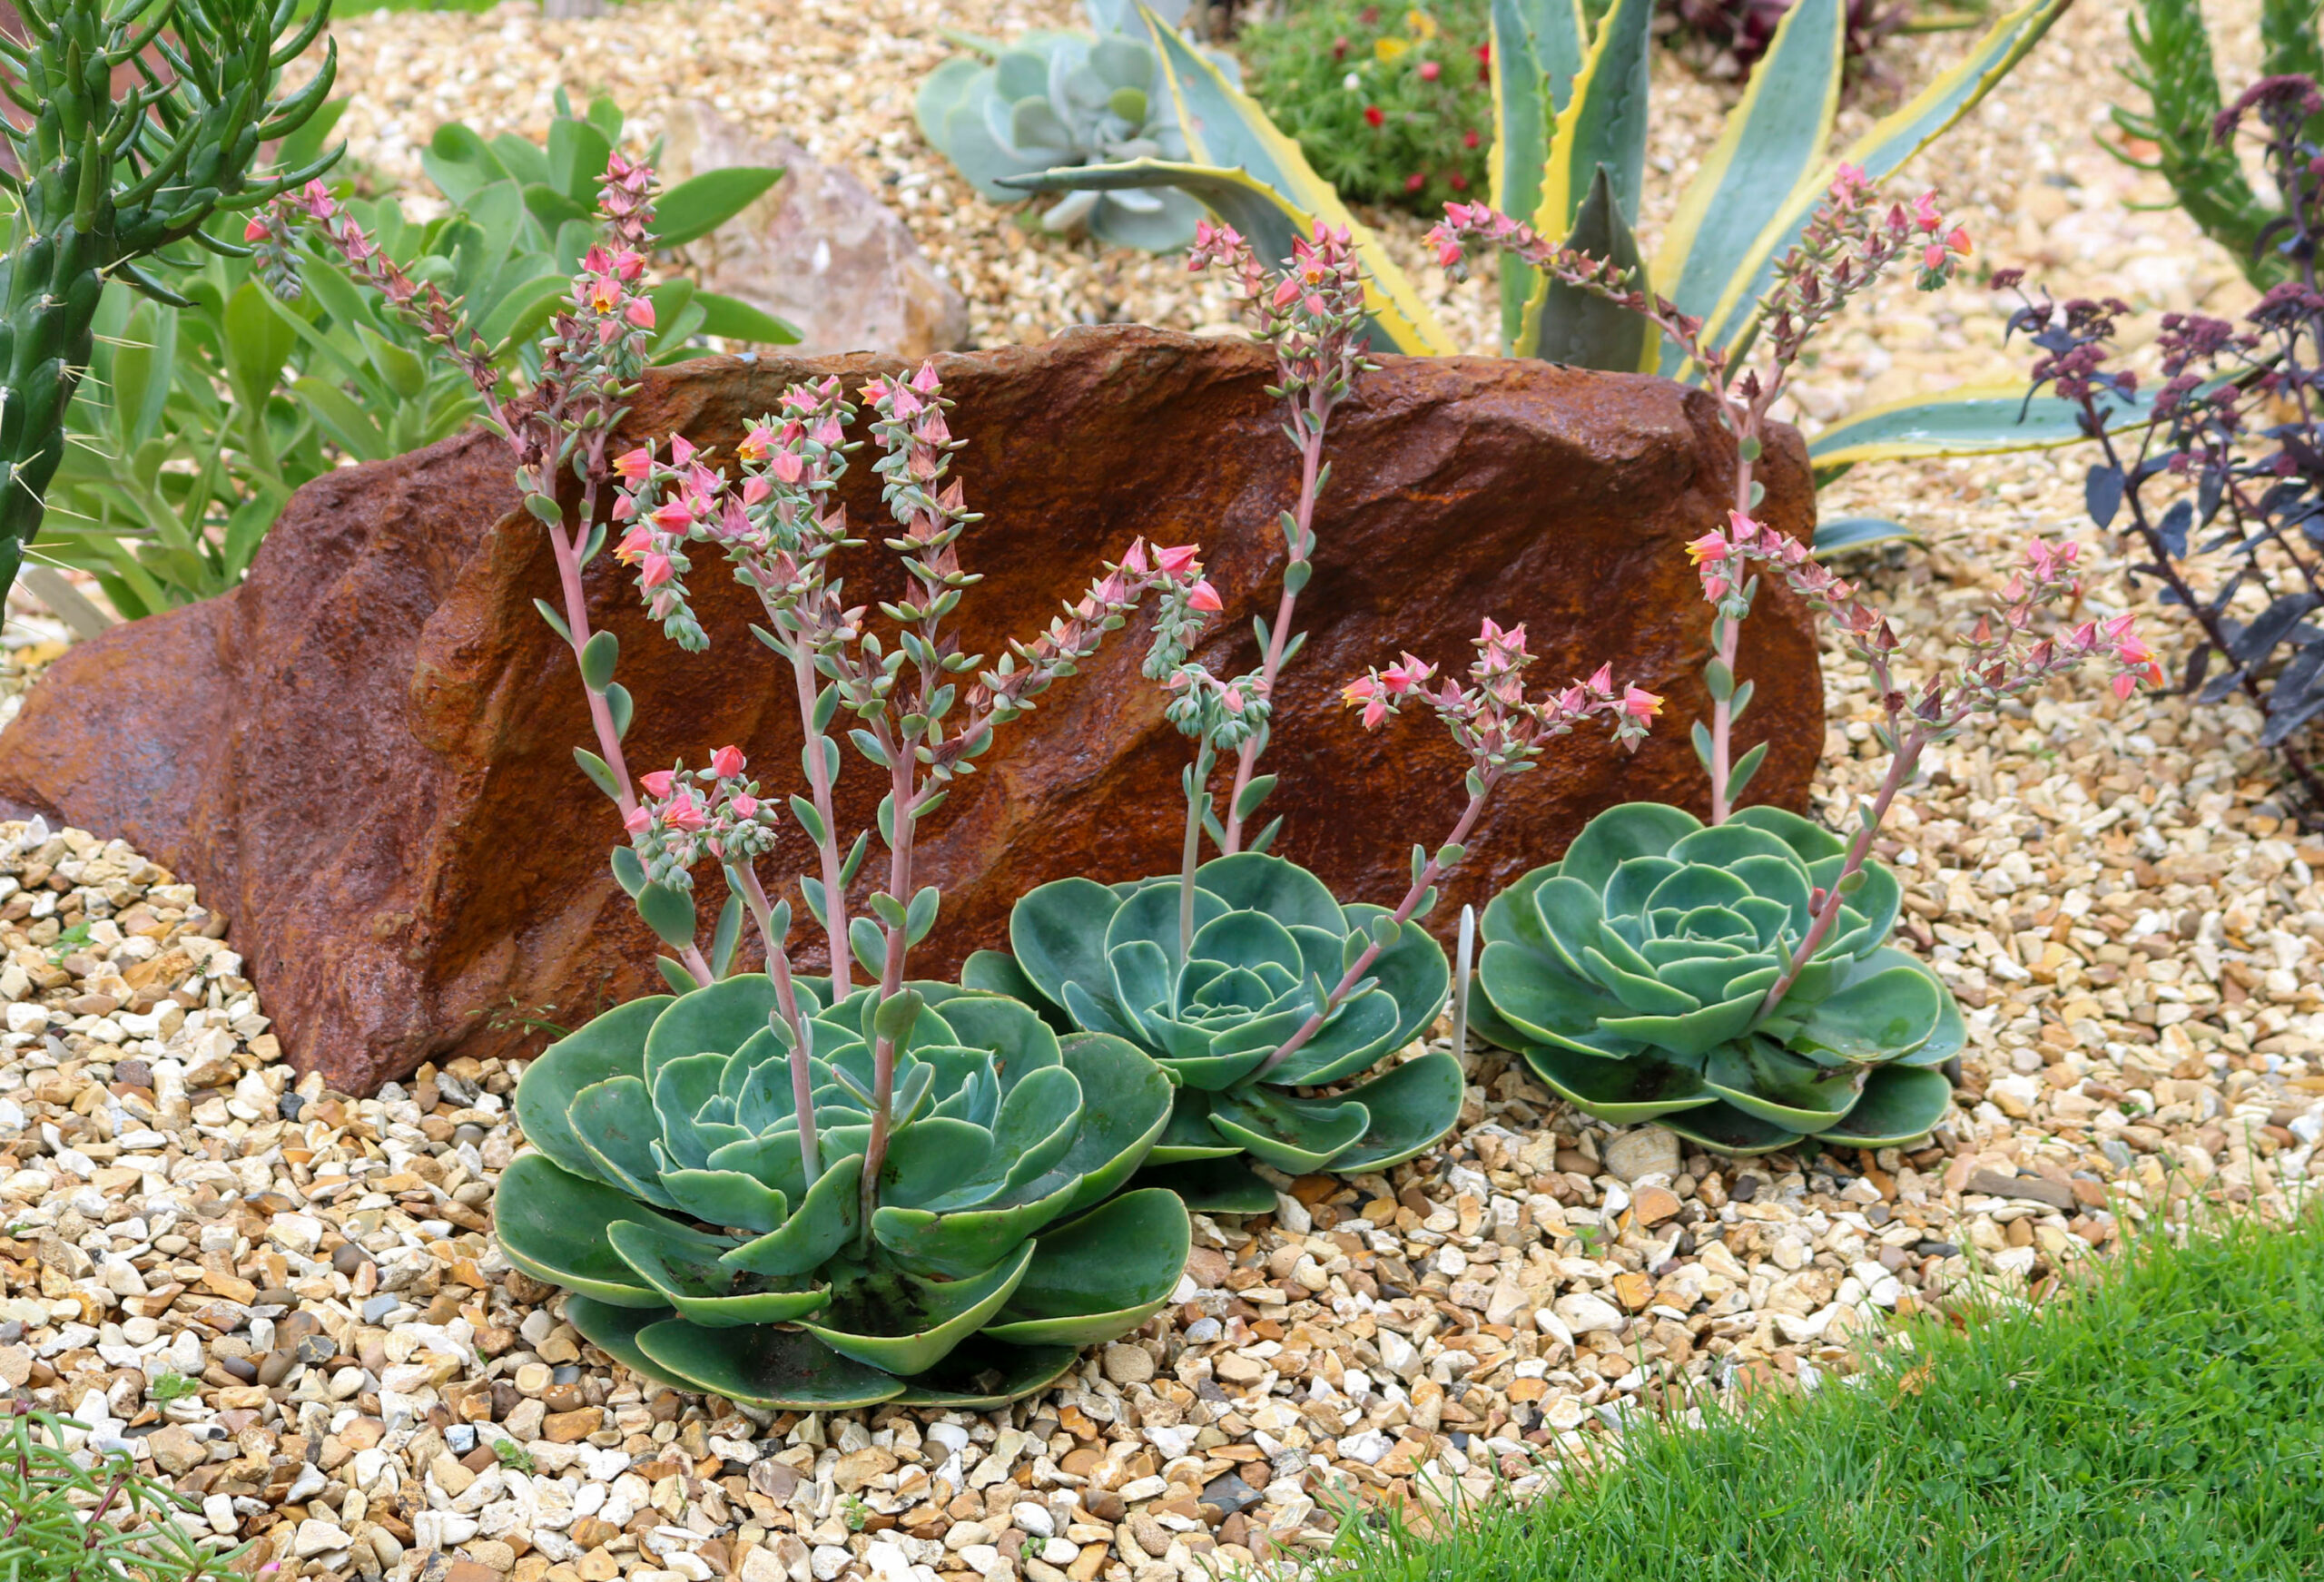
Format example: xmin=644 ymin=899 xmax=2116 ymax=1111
xmin=1475 ymin=801 xmax=1964 ymax=1156
xmin=965 ymin=853 xmax=1460 ymax=1208
xmin=497 ymin=978 xmax=1187 ymax=1409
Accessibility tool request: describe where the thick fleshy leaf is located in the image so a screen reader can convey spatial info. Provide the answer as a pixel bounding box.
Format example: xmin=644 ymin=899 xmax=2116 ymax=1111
xmin=1521 ymin=1043 xmax=1718 ymax=1123
xmin=1195 ymin=852 xmax=1348 ymax=934
xmin=721 ymin=1155 xmax=864 ymax=1278
xmin=635 ymin=1318 xmax=904 ymax=1410
xmin=1530 ymin=0 xmax=1651 ymax=248
xmin=934 ymin=994 xmax=1066 ymax=1086
xmin=1863 ymin=951 xmax=1968 ymax=1068
xmin=1128 ymin=13 xmax=1453 ymax=353
xmin=1206 ymin=1086 xmax=1370 ymax=1175
xmin=560 ymin=1296 xmax=694 ymax=1392
xmin=644 ymin=975 xmax=782 ymax=1088
xmin=1649 ymin=0 xmax=1842 ymax=375
xmin=1658 ymin=1100 xmax=1805 ymax=1156
xmin=1727 ymin=803 xmax=1846 ymax=863
xmin=1146 ymin=1085 xmax=1242 ymax=1165
xmin=1049 ymin=1032 xmax=1177 ymax=1214
xmin=873 ymin=1170 xmax=1084 ymax=1280
xmin=658 ymin=1169 xmax=789 ymax=1236
xmin=1190 ymin=909 xmax=1307 ymax=982
xmin=1132 ymin=1155 xmax=1278 ymax=1213
xmin=984 ymin=1188 xmax=1189 ymax=1345
xmin=891 ymin=1340 xmax=1080 ymax=1408
xmin=1256 ymin=981 xmax=1409 ymax=1087
xmin=1667 ymin=821 xmax=1803 ymax=871
xmin=1826 ymin=860 xmax=1905 ymax=960
xmin=515 ymin=997 xmax=666 ymax=1188
xmin=1789 ymin=965 xmax=1943 ymax=1061
xmin=606 ymin=1217 xmax=829 ymax=1328
xmin=1531 ymin=874 xmax=1610 ymax=974
xmin=1807 ymin=386 xmax=2131 ymax=469
xmin=495 ymin=1154 xmax=673 ymax=1307
xmin=960 ymin=948 xmax=1070 ymax=1029
xmin=876 ymin=1117 xmax=997 ymax=1207
xmin=1582 ymin=946 xmax=1699 ymax=1016
xmin=1329 ymin=1051 xmax=1468 ymax=1171
xmin=1561 ymin=803 xmax=1701 ymax=890
xmin=1697 ymin=0 xmax=2070 ymax=358
xmin=1600 ymin=985 xmax=1765 ymax=1056
xmin=1817 ymin=1063 xmax=1955 ymax=1146
xmin=1702 ymin=1038 xmax=1863 ymax=1131
xmin=568 ymin=1076 xmax=678 ymax=1209
xmin=1009 ymin=877 xmax=1125 ymax=1007
xmin=1477 ymin=939 xmax=1640 ymax=1056
xmin=1481 ymin=863 xmax=1561 ymax=954
xmin=803 ymin=1240 xmax=1035 ymax=1376
xmin=1521 ymin=163 xmax=1651 ymax=370
xmin=651 ymin=1052 xmax=744 ymax=1172
xmin=1600 ymin=859 xmax=1683 ymax=931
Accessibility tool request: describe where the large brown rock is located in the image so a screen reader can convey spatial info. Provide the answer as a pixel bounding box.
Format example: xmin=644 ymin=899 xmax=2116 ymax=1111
xmin=0 ymin=327 xmax=1824 ymax=1094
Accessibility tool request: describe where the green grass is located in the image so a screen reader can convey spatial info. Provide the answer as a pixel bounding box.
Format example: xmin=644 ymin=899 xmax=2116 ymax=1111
xmin=1312 ymin=1205 xmax=2324 ymax=1580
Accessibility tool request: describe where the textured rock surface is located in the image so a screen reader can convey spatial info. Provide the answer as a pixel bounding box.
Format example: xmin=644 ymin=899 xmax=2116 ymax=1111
xmin=667 ymin=102 xmax=970 ymax=359
xmin=0 ymin=326 xmax=1821 ymax=1092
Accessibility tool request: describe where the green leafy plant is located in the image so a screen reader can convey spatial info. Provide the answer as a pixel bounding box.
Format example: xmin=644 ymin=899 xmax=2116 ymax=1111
xmin=489 ymin=1439 xmax=536 ymax=1472
xmin=0 ymin=0 xmax=340 ymax=595
xmin=966 ymin=226 xmax=1655 ymax=1206
xmin=271 ymin=148 xmax=1205 ymax=1407
xmin=36 ymin=89 xmax=794 ymax=622
xmin=0 ymin=1402 xmax=243 ymax=1582
xmin=1237 ymin=0 xmax=1492 ymax=215
xmin=1003 ymin=0 xmax=2100 ymax=497
xmin=1437 ymin=177 xmax=2159 ymax=1155
xmin=916 ymin=0 xmax=1208 ymax=249
xmin=146 ymin=1372 xmax=202 ymax=1404
xmin=2110 ymin=0 xmax=2323 ymax=289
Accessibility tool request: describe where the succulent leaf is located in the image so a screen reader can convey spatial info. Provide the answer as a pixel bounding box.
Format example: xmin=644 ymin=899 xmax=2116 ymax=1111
xmin=497 ymin=985 xmax=1179 ymax=1408
xmin=993 ymin=858 xmax=1454 ymax=1175
xmin=1481 ymin=801 xmax=1962 ymax=1153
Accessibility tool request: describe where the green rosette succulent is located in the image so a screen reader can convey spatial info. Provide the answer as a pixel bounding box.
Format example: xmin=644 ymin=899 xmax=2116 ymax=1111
xmin=965 ymin=853 xmax=1462 ymax=1208
xmin=498 ymin=977 xmax=1187 ymax=1409
xmin=1474 ymin=801 xmax=1964 ymax=1155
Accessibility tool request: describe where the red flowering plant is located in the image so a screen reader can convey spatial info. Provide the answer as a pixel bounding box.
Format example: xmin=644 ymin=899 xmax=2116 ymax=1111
xmin=1420 ymin=172 xmax=2162 ymax=1156
xmin=261 ymin=152 xmax=1203 ymax=1411
xmin=963 ymin=221 xmax=1653 ymax=1207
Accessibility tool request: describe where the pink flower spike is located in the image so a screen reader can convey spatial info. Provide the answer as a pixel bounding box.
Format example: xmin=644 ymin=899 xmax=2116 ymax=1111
xmin=1620 ymin=685 xmax=1663 ymax=723
xmin=1362 ymin=697 xmax=1389 ymax=729
xmin=710 ymin=745 xmax=747 ymax=778
xmin=1911 ymin=192 xmax=1942 ymax=233
xmin=665 ymin=794 xmax=709 ymax=833
xmin=242 ymin=215 xmax=271 ymax=242
xmin=743 ymin=475 xmax=773 ymax=506
xmin=1382 ymin=654 xmax=1434 ymax=694
xmin=910 ymin=362 xmax=942 ymax=393
xmin=1685 ymin=532 xmax=1728 ymax=565
xmin=641 ymin=770 xmax=676 ymax=799
xmin=614 ymin=447 xmax=656 ymax=482
xmin=624 ymin=806 xmax=651 ymax=834
xmin=1187 ymin=580 xmax=1224 ymax=614
xmin=625 ymin=296 xmax=657 ymax=329
xmin=670 ymin=436 xmax=697 ymax=465
xmin=2111 ymin=672 xmax=2138 ymax=701
xmin=1585 ymin=663 xmax=1613 ymax=694
xmin=640 ymin=552 xmax=674 ymax=589
xmin=773 ymin=450 xmax=806 ymax=485
xmin=1728 ymin=510 xmax=1762 ymax=542
xmin=649 ymin=500 xmax=694 ymax=533
xmin=1155 ymin=544 xmax=1201 ymax=575
xmin=1923 ymin=243 xmax=1947 ymax=270
xmin=731 ymin=794 xmax=759 ymax=818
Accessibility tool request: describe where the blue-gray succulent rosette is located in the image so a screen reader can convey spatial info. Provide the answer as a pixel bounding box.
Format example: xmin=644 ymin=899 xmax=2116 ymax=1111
xmin=966 ymin=853 xmax=1462 ymax=1209
xmin=1474 ymin=802 xmax=1964 ymax=1155
xmin=499 ymin=977 xmax=1187 ymax=1409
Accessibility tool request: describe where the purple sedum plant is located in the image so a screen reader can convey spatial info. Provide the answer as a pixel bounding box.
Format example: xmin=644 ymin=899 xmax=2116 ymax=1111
xmin=1428 ymin=172 xmax=2161 ymax=1155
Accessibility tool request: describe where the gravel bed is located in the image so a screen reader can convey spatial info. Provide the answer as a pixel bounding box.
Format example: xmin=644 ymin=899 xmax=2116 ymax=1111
xmin=2 ymin=1 xmax=2319 ymax=1581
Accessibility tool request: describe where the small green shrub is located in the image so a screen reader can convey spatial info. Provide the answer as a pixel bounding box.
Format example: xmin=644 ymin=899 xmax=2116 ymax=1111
xmin=1238 ymin=0 xmax=1491 ymax=214
xmin=0 ymin=1404 xmax=242 ymax=1582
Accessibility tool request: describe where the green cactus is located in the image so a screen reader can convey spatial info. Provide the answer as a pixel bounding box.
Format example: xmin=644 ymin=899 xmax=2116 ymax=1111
xmin=501 ymin=976 xmax=1189 ymax=1408
xmin=967 ymin=858 xmax=1462 ymax=1209
xmin=1473 ymin=801 xmax=1964 ymax=1155
xmin=0 ymin=0 xmax=339 ymax=593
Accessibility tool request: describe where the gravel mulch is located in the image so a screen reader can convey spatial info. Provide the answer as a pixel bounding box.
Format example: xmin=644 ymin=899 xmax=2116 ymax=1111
xmin=2 ymin=1 xmax=2320 ymax=1581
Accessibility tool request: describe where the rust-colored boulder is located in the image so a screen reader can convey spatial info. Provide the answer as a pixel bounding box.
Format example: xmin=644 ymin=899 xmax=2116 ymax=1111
xmin=0 ymin=327 xmax=1824 ymax=1094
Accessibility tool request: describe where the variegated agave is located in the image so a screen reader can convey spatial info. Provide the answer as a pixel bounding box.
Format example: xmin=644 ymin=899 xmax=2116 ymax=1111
xmin=501 ymin=978 xmax=1187 ymax=1409
xmin=1475 ymin=802 xmax=1962 ymax=1155
xmin=969 ymin=855 xmax=1461 ymax=1211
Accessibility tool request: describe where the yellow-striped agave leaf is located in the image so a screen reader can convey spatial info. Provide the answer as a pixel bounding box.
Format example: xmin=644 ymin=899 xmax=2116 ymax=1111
xmin=1805 ymin=384 xmax=2140 ymax=470
xmin=1136 ymin=5 xmax=1453 ymax=353
xmin=1648 ymin=0 xmax=1845 ymax=376
xmin=1699 ymin=0 xmax=2069 ymax=359
xmin=1516 ymin=0 xmax=1653 ymax=364
xmin=1521 ymin=165 xmax=1651 ymax=371
xmin=1490 ymin=0 xmax=1588 ymax=352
